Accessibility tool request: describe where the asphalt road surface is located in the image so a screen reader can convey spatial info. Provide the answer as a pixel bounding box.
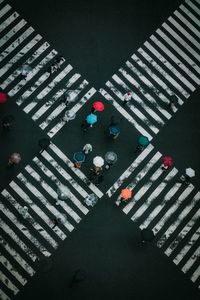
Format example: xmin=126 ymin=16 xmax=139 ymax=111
xmin=0 ymin=0 xmax=200 ymax=299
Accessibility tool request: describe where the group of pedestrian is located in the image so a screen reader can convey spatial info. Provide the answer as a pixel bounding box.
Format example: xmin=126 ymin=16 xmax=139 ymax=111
xmin=47 ymin=55 xmax=64 ymax=77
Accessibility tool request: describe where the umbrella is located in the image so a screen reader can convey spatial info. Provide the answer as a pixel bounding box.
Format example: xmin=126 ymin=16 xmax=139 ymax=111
xmin=162 ymin=156 xmax=173 ymax=167
xmin=0 ymin=91 xmax=8 ymax=104
xmin=109 ymin=126 xmax=120 ymax=135
xmin=105 ymin=151 xmax=118 ymax=164
xmin=186 ymin=168 xmax=195 ymax=178
xmin=73 ymin=151 xmax=85 ymax=162
xmin=120 ymin=188 xmax=132 ymax=200
xmin=20 ymin=64 xmax=32 ymax=75
xmin=10 ymin=153 xmax=21 ymax=164
xmin=93 ymin=156 xmax=104 ymax=167
xmin=57 ymin=185 xmax=70 ymax=200
xmin=141 ymin=228 xmax=155 ymax=242
xmin=86 ymin=113 xmax=97 ymax=125
xmin=64 ymin=90 xmax=78 ymax=103
xmin=92 ymin=101 xmax=104 ymax=112
xmin=138 ymin=135 xmax=149 ymax=147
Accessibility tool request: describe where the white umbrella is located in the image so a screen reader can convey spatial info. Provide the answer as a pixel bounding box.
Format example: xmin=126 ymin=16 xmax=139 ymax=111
xmin=105 ymin=151 xmax=118 ymax=164
xmin=57 ymin=185 xmax=71 ymax=200
xmin=186 ymin=168 xmax=195 ymax=178
xmin=93 ymin=156 xmax=104 ymax=167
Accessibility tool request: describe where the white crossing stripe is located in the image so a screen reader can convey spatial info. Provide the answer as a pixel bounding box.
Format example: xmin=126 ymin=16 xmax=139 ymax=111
xmin=180 ymin=4 xmax=200 ymax=28
xmin=49 ymin=143 xmax=103 ymax=198
xmin=0 ymin=4 xmax=11 ymax=19
xmin=0 ymin=270 xmax=19 ymax=295
xmin=149 ymin=34 xmax=200 ymax=84
xmin=0 ymin=254 xmax=27 ymax=285
xmin=48 ymin=87 xmax=96 ymax=137
xmin=107 ymin=144 xmax=154 ymax=197
xmin=99 ymin=88 xmax=152 ymax=139
xmin=153 ymin=184 xmax=194 ymax=235
xmin=174 ymin=10 xmax=200 ymax=40
xmin=191 ymin=264 xmax=200 ymax=283
xmin=165 ymin=208 xmax=200 ymax=257
xmin=131 ymin=168 xmax=178 ymax=222
xmin=182 ymin=246 xmax=200 ymax=273
xmin=0 ymin=19 xmax=27 ymax=48
xmin=0 ymin=288 xmax=11 ymax=300
xmin=0 ymin=11 xmax=19 ymax=34
xmin=187 ymin=0 xmax=200 ymax=16
xmin=112 ymin=74 xmax=165 ymax=125
xmin=173 ymin=227 xmax=200 ymax=265
xmin=158 ymin=192 xmax=200 ymax=248
xmin=0 ymin=235 xmax=35 ymax=276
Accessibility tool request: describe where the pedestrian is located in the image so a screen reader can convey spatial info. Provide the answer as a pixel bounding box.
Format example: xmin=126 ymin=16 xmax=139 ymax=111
xmin=91 ymin=101 xmax=104 ymax=113
xmin=81 ymin=120 xmax=91 ymax=131
xmin=69 ymin=269 xmax=87 ymax=288
xmin=19 ymin=206 xmax=28 ymax=218
xmin=168 ymin=94 xmax=178 ymax=112
xmin=2 ymin=115 xmax=14 ymax=130
xmin=63 ymin=110 xmax=76 ymax=122
xmin=118 ymin=188 xmax=132 ymax=203
xmin=20 ymin=64 xmax=32 ymax=79
xmin=134 ymin=135 xmax=149 ymax=154
xmin=180 ymin=174 xmax=191 ymax=185
xmin=122 ymin=91 xmax=132 ymax=106
xmin=0 ymin=91 xmax=8 ymax=104
xmin=47 ymin=55 xmax=64 ymax=77
xmin=161 ymin=156 xmax=173 ymax=170
xmin=82 ymin=143 xmax=92 ymax=154
xmin=84 ymin=193 xmax=98 ymax=207
xmin=8 ymin=153 xmax=21 ymax=166
xmin=109 ymin=116 xmax=120 ymax=139
xmin=52 ymin=217 xmax=61 ymax=229
xmin=38 ymin=138 xmax=50 ymax=154
xmin=141 ymin=228 xmax=155 ymax=244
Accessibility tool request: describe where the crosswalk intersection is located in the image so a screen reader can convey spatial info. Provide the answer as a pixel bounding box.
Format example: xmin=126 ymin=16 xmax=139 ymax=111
xmin=0 ymin=0 xmax=200 ymax=298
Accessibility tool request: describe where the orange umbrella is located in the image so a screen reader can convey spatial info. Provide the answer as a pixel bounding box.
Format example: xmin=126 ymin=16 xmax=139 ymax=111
xmin=120 ymin=188 xmax=132 ymax=200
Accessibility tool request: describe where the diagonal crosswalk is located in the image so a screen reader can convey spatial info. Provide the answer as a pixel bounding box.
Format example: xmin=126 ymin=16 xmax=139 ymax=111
xmin=0 ymin=142 xmax=103 ymax=298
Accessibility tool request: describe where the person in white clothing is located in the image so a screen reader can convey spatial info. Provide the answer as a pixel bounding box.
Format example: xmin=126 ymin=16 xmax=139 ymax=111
xmin=123 ymin=91 xmax=132 ymax=106
xmin=82 ymin=144 xmax=93 ymax=154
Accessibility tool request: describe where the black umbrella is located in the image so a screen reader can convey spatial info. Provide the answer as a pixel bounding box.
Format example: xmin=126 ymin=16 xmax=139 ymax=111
xmin=141 ymin=228 xmax=155 ymax=242
xmin=38 ymin=138 xmax=50 ymax=150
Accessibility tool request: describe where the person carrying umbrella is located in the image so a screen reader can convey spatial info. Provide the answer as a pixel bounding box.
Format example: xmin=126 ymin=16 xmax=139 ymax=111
xmin=0 ymin=91 xmax=8 ymax=104
xmin=109 ymin=116 xmax=121 ymax=139
xmin=8 ymin=153 xmax=21 ymax=166
xmin=73 ymin=151 xmax=85 ymax=168
xmin=134 ymin=135 xmax=149 ymax=154
xmin=105 ymin=151 xmax=117 ymax=170
xmin=81 ymin=113 xmax=97 ymax=131
xmin=38 ymin=138 xmax=51 ymax=154
xmin=141 ymin=228 xmax=155 ymax=244
xmin=122 ymin=91 xmax=132 ymax=106
xmin=119 ymin=188 xmax=132 ymax=203
xmin=161 ymin=156 xmax=173 ymax=170
xmin=2 ymin=115 xmax=14 ymax=130
xmin=180 ymin=168 xmax=195 ymax=185
xmin=91 ymin=101 xmax=105 ymax=113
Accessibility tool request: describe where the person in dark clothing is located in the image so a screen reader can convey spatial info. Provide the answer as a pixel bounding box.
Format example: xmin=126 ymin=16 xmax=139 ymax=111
xmin=69 ymin=269 xmax=87 ymax=288
xmin=2 ymin=115 xmax=14 ymax=130
xmin=38 ymin=138 xmax=51 ymax=154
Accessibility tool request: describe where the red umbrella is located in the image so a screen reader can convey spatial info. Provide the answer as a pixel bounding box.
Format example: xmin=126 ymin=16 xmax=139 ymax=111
xmin=162 ymin=156 xmax=173 ymax=167
xmin=0 ymin=92 xmax=8 ymax=104
xmin=92 ymin=101 xmax=104 ymax=112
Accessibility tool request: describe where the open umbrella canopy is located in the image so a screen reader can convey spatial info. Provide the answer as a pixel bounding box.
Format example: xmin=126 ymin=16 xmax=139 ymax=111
xmin=86 ymin=113 xmax=97 ymax=125
xmin=120 ymin=188 xmax=132 ymax=200
xmin=109 ymin=126 xmax=120 ymax=135
xmin=73 ymin=151 xmax=85 ymax=162
xmin=0 ymin=92 xmax=8 ymax=103
xmin=186 ymin=167 xmax=195 ymax=178
xmin=105 ymin=151 xmax=118 ymax=164
xmin=138 ymin=135 xmax=149 ymax=147
xmin=92 ymin=101 xmax=104 ymax=111
xmin=64 ymin=90 xmax=78 ymax=102
xmin=93 ymin=156 xmax=104 ymax=167
xmin=57 ymin=185 xmax=70 ymax=200
xmin=162 ymin=156 xmax=173 ymax=167
xmin=141 ymin=228 xmax=155 ymax=242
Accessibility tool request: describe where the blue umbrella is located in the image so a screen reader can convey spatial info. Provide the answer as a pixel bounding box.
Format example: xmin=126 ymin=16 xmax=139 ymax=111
xmin=109 ymin=126 xmax=120 ymax=135
xmin=73 ymin=151 xmax=85 ymax=162
xmin=138 ymin=135 xmax=149 ymax=147
xmin=86 ymin=113 xmax=97 ymax=125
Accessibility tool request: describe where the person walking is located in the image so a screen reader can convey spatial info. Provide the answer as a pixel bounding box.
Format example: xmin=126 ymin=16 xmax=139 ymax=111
xmin=82 ymin=143 xmax=92 ymax=154
xmin=2 ymin=115 xmax=14 ymax=130
xmin=122 ymin=91 xmax=132 ymax=106
xmin=38 ymin=138 xmax=50 ymax=154
xmin=69 ymin=269 xmax=87 ymax=288
xmin=141 ymin=228 xmax=155 ymax=244
xmin=19 ymin=206 xmax=28 ymax=218
xmin=0 ymin=91 xmax=8 ymax=104
xmin=47 ymin=55 xmax=64 ymax=77
xmin=8 ymin=153 xmax=21 ymax=166
xmin=52 ymin=217 xmax=61 ymax=229
xmin=161 ymin=156 xmax=173 ymax=170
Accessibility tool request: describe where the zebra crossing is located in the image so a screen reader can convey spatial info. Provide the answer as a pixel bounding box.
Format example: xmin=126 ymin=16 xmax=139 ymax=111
xmin=100 ymin=0 xmax=200 ymax=139
xmin=109 ymin=144 xmax=200 ymax=288
xmin=0 ymin=142 xmax=103 ymax=299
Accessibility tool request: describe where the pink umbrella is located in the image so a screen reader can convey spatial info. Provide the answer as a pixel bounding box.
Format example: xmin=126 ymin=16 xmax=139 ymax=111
xmin=92 ymin=101 xmax=104 ymax=112
xmin=0 ymin=92 xmax=8 ymax=104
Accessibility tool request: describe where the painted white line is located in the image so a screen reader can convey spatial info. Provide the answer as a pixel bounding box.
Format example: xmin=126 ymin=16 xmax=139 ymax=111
xmin=0 ymin=234 xmax=35 ymax=276
xmin=107 ymin=144 xmax=154 ymax=197
xmin=187 ymin=0 xmax=200 ymax=16
xmin=32 ymin=73 xmax=81 ymax=121
xmin=191 ymin=264 xmax=200 ymax=283
xmin=8 ymin=182 xmax=58 ymax=249
xmin=165 ymin=208 xmax=200 ymax=256
xmin=0 ymin=270 xmax=19 ymax=295
xmin=0 ymin=12 xmax=19 ymax=34
xmin=158 ymin=191 xmax=200 ymax=248
xmin=12 ymin=49 xmax=57 ymax=98
xmin=182 ymin=246 xmax=200 ymax=273
xmin=135 ymin=51 xmax=189 ymax=98
xmin=173 ymin=227 xmax=200 ymax=265
xmin=0 ymin=201 xmax=51 ymax=256
xmin=106 ymin=80 xmax=159 ymax=134
xmin=48 ymin=87 xmax=96 ymax=137
xmin=140 ymin=183 xmax=182 ymax=229
xmin=153 ymin=184 xmax=194 ymax=235
xmin=112 ymin=74 xmax=165 ymax=125
xmin=143 ymin=41 xmax=195 ymax=91
xmin=50 ymin=143 xmax=103 ymax=199
xmin=156 ymin=29 xmax=200 ymax=75
xmin=0 ymin=33 xmax=41 ymax=78
xmin=162 ymin=22 xmax=200 ymax=62
xmin=0 ymin=288 xmax=11 ymax=300
xmin=131 ymin=168 xmax=178 ymax=222
xmin=0 ymin=254 xmax=27 ymax=285
xmin=23 ymin=64 xmax=72 ymax=113
xmin=121 ymin=64 xmax=172 ymax=119
xmin=174 ymin=10 xmax=200 ymax=39
xmin=0 ymin=19 xmax=27 ymax=48
xmin=123 ymin=152 xmax=162 ymax=214
xmin=0 ymin=4 xmax=11 ymax=19
xmin=17 ymin=173 xmax=67 ymax=240
xmin=1 ymin=41 xmax=50 ymax=89
xmin=180 ymin=4 xmax=200 ymax=28
xmin=99 ymin=88 xmax=152 ymax=139
xmin=150 ymin=34 xmax=200 ymax=84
